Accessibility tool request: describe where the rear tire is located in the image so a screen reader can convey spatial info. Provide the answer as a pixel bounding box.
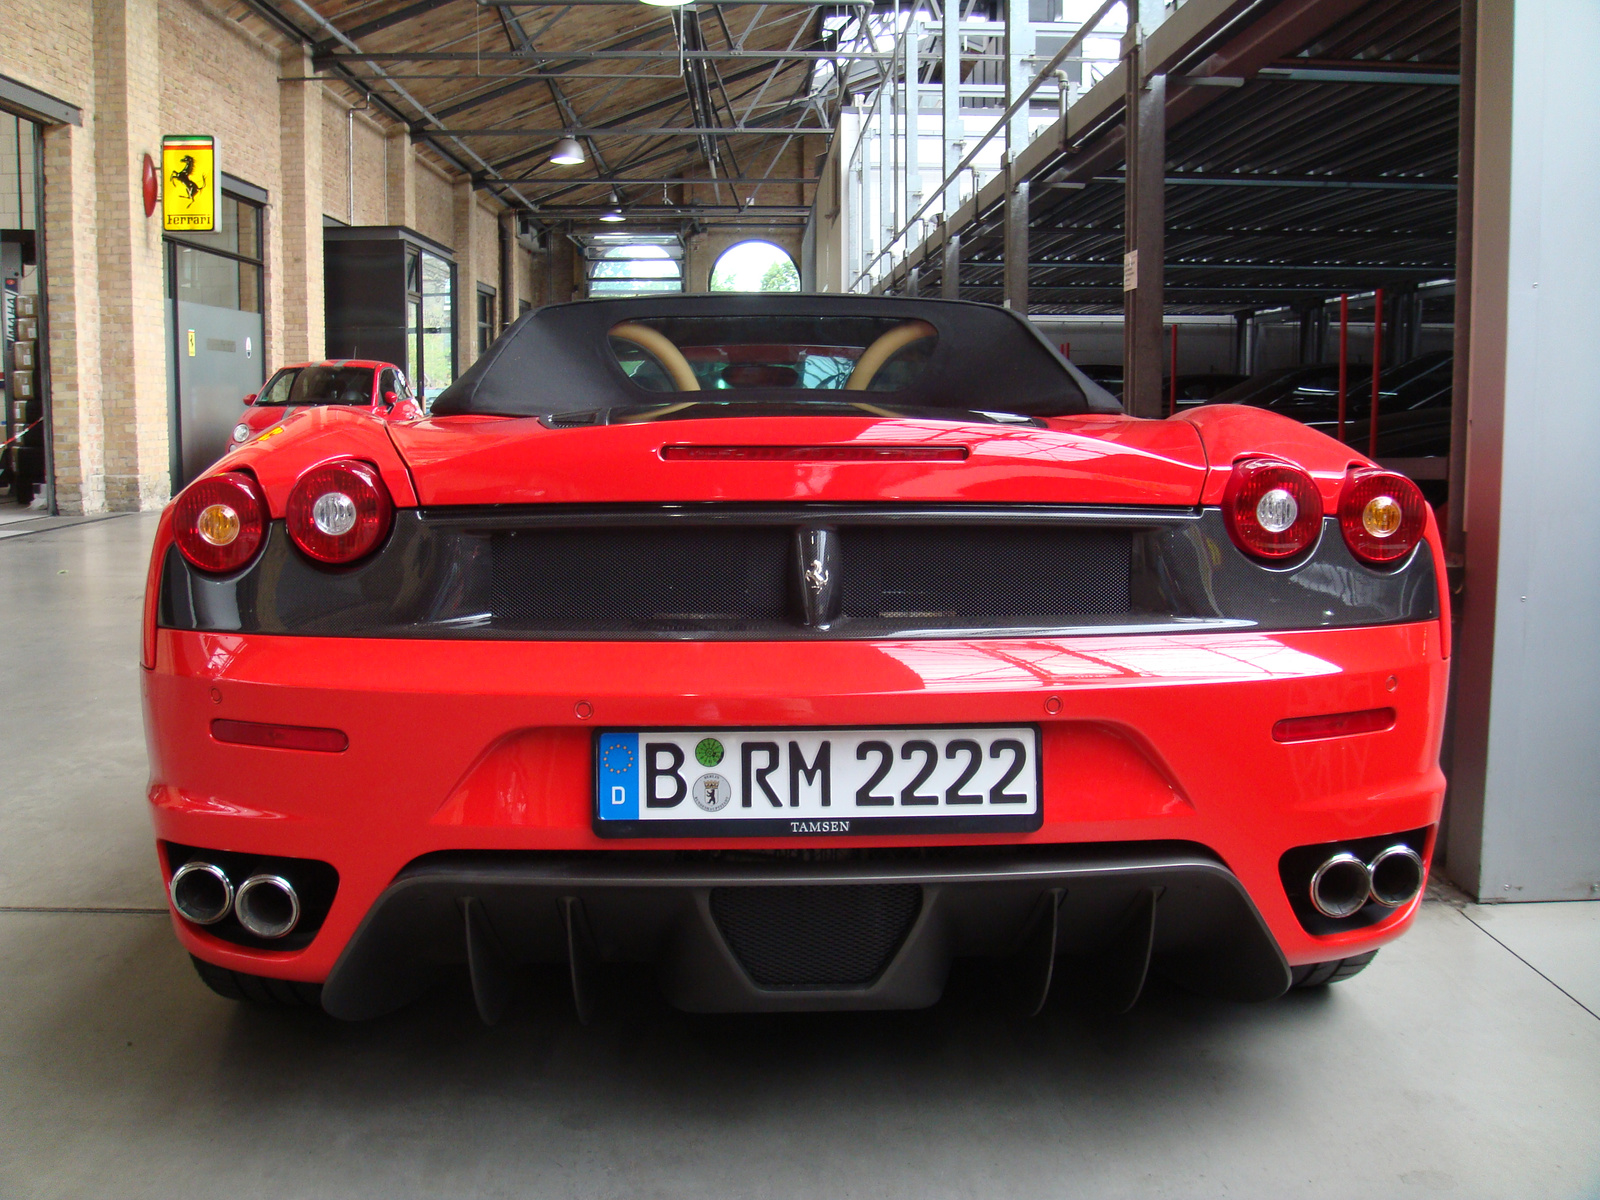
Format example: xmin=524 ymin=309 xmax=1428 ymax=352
xmin=1291 ymin=950 xmax=1378 ymax=989
xmin=191 ymin=955 xmax=324 ymax=1008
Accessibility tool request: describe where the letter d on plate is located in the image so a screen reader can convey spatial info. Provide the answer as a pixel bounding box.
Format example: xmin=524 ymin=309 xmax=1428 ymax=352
xmin=597 ymin=733 xmax=639 ymax=820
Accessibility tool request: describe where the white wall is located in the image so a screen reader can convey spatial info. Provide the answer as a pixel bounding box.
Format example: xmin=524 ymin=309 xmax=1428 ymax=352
xmin=1447 ymin=0 xmax=1600 ymax=901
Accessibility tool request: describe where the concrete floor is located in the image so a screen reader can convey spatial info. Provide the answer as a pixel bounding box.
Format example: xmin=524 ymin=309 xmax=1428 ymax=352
xmin=2 ymin=515 xmax=1597 ymax=1200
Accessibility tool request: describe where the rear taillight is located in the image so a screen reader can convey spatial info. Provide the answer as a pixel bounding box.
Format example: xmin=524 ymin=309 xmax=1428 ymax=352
xmin=1338 ymin=468 xmax=1427 ymax=565
xmin=285 ymin=459 xmax=393 ymax=564
xmin=172 ymin=472 xmax=267 ymax=574
xmin=1222 ymin=457 xmax=1323 ymax=561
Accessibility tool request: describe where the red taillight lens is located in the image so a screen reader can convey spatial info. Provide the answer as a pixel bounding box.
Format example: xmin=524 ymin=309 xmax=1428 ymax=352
xmin=212 ymin=719 xmax=348 ymax=753
xmin=1222 ymin=457 xmax=1324 ymax=560
xmin=1338 ymin=468 xmax=1428 ymax=565
xmin=172 ymin=472 xmax=267 ymax=574
xmin=285 ymin=459 xmax=393 ymax=564
xmin=1273 ymin=707 xmax=1396 ymax=743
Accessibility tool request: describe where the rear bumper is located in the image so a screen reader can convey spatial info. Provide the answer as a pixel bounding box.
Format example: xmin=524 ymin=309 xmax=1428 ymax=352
xmin=144 ymin=620 xmax=1447 ymax=996
xmin=321 ymin=845 xmax=1290 ymax=1018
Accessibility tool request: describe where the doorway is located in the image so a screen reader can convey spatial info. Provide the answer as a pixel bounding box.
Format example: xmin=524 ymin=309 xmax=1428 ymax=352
xmin=163 ymin=187 xmax=266 ymax=490
xmin=1 ymin=112 xmax=47 ymax=510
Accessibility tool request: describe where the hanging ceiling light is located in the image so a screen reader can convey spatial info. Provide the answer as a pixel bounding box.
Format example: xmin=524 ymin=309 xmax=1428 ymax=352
xmin=549 ymin=137 xmax=586 ymax=166
xmin=640 ymin=0 xmax=694 ymax=7
xmin=599 ymin=191 xmax=626 ymax=222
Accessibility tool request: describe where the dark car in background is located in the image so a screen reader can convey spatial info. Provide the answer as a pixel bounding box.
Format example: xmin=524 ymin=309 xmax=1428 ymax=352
xmin=1207 ymin=352 xmax=1452 ymax=454
xmin=1065 ymin=366 xmax=1248 ymax=407
xmin=1207 ymin=353 xmax=1453 ymax=500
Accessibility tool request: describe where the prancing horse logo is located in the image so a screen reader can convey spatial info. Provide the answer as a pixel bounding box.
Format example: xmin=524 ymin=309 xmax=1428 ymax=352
xmin=805 ymin=557 xmax=830 ymax=593
xmin=170 ymin=155 xmax=205 ymax=205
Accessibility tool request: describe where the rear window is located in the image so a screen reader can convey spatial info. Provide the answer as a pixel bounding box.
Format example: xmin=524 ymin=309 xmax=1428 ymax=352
xmin=283 ymin=365 xmax=376 ymax=406
xmin=608 ymin=316 xmax=937 ymax=394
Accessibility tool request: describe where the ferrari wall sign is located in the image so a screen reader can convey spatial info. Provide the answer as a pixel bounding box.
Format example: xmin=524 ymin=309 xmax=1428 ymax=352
xmin=161 ymin=135 xmax=218 ymax=232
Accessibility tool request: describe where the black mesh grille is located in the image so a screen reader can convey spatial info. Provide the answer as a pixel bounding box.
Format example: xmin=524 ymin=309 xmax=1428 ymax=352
xmin=840 ymin=526 xmax=1132 ymax=620
xmin=489 ymin=527 xmax=792 ymax=629
xmin=710 ymin=884 xmax=922 ymax=988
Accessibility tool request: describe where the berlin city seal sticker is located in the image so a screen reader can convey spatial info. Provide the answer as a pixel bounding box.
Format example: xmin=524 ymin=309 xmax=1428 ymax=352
xmin=692 ymin=772 xmax=732 ymax=812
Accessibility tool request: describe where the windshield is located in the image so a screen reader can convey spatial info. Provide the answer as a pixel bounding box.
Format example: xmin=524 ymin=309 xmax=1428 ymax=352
xmin=255 ymin=368 xmax=301 ymax=406
xmin=277 ymin=365 xmax=376 ymax=407
xmin=609 ymin=316 xmax=937 ymax=394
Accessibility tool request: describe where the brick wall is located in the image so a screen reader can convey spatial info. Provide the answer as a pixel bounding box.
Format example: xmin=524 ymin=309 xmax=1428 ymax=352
xmin=0 ymin=0 xmax=516 ymax=511
xmin=413 ymin=159 xmax=455 ymax=248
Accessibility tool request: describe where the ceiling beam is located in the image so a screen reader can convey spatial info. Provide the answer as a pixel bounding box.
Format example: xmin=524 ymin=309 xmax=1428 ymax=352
xmin=317 ymin=49 xmax=896 ymax=63
xmin=312 ymin=0 xmax=459 ymax=53
xmin=433 ymin=125 xmax=827 ymax=136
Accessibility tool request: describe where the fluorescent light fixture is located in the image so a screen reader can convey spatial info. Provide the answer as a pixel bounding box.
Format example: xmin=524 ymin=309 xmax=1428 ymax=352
xmin=550 ymin=137 xmax=586 ymax=166
xmin=599 ymin=208 xmax=626 ymax=223
xmin=640 ymin=0 xmax=694 ymax=7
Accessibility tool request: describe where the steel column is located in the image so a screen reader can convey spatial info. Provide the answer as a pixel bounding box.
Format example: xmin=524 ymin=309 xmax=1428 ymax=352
xmin=1338 ymin=293 xmax=1349 ymax=443
xmin=943 ymin=0 xmax=960 ymax=199
xmin=1004 ymin=0 xmax=1034 ymax=157
xmin=1121 ymin=50 xmax=1166 ymax=419
xmin=1369 ymin=286 xmax=1384 ymax=459
xmin=1446 ymin=0 xmax=1475 ymax=563
xmin=906 ymin=14 xmax=920 ymax=238
xmin=877 ymin=90 xmax=892 ymax=265
xmin=1004 ymin=170 xmax=1029 ymax=312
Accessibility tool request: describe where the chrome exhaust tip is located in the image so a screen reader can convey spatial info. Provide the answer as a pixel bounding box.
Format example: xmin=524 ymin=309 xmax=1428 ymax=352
xmin=170 ymin=861 xmax=233 ymax=926
xmin=1369 ymin=844 xmax=1426 ymax=908
xmin=234 ymin=874 xmax=301 ymax=939
xmin=1310 ymin=852 xmax=1372 ymax=919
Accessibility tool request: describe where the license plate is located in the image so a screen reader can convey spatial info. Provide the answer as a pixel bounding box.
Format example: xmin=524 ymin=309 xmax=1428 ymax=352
xmin=593 ymin=725 xmax=1041 ymax=837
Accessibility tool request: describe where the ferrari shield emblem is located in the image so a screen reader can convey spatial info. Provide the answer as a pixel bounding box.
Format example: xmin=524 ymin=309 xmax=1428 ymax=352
xmin=162 ymin=135 xmax=218 ymax=232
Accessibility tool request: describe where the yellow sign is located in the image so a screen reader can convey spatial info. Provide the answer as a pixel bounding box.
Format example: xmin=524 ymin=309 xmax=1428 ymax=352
xmin=162 ymin=135 xmax=218 ymax=232
xmin=186 ymin=329 xmax=196 ymax=357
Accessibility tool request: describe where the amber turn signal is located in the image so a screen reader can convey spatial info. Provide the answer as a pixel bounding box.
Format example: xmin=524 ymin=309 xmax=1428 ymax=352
xmin=173 ymin=472 xmax=268 ymax=574
xmin=1338 ymin=468 xmax=1427 ymax=565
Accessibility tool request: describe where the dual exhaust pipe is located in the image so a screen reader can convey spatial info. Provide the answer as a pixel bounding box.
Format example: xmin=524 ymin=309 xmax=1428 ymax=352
xmin=1310 ymin=845 xmax=1425 ymax=919
xmin=169 ymin=861 xmax=301 ymax=939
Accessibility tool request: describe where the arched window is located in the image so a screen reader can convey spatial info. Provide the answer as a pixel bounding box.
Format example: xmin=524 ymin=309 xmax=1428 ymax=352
xmin=709 ymin=240 xmax=800 ymax=292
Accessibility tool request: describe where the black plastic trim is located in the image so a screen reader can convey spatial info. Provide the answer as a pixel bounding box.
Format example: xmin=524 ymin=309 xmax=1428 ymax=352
xmin=157 ymin=505 xmax=1438 ymax=642
xmin=318 ymin=843 xmax=1292 ymax=1018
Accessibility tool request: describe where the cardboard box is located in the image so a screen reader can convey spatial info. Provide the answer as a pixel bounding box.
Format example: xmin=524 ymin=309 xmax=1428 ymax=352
xmin=11 ymin=372 xmax=34 ymax=399
xmin=13 ymin=294 xmax=37 ymax=318
xmin=14 ymin=317 xmax=37 ymax=342
xmin=11 ymin=340 xmax=35 ymax=369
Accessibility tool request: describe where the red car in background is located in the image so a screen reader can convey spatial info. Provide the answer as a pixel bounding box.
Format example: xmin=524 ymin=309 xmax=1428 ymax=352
xmin=230 ymin=360 xmax=421 ymax=450
xmin=145 ymin=296 xmax=1447 ymax=1024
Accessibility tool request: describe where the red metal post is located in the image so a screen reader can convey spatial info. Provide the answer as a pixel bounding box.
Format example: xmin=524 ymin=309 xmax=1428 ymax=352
xmin=1168 ymin=325 xmax=1178 ymax=417
xmin=1337 ymin=294 xmax=1349 ymax=443
xmin=1369 ymin=288 xmax=1384 ymax=459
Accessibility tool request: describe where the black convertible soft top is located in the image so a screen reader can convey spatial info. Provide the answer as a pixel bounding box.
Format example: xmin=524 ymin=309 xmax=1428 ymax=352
xmin=430 ymin=294 xmax=1119 ymax=419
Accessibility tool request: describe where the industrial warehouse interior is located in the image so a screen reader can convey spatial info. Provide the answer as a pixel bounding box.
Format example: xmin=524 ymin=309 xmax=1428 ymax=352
xmin=1 ymin=0 xmax=1597 ymax=1194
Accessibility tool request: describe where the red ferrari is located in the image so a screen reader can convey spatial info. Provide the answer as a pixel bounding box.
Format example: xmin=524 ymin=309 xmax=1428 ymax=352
xmin=143 ymin=296 xmax=1447 ymax=1022
xmin=228 ymin=359 xmax=422 ymax=451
